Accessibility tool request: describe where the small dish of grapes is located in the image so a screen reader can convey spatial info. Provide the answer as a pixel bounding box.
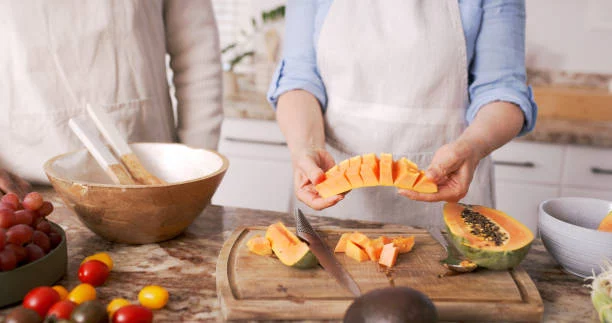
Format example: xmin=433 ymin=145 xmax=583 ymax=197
xmin=0 ymin=192 xmax=67 ymax=307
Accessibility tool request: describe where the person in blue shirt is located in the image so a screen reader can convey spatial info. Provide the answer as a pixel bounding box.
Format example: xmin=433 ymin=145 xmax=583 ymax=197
xmin=267 ymin=0 xmax=537 ymax=226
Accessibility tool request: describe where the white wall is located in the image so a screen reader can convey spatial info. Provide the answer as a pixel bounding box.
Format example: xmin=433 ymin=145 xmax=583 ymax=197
xmin=526 ymin=0 xmax=612 ymax=74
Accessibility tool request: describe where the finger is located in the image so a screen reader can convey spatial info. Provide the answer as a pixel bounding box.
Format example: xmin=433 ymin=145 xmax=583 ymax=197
xmin=398 ymin=186 xmax=465 ymax=203
xmin=10 ymin=173 xmax=32 ymax=198
xmin=297 ymin=158 xmax=326 ymax=185
xmin=296 ymin=187 xmax=343 ymax=211
xmin=0 ymin=170 xmax=22 ymax=198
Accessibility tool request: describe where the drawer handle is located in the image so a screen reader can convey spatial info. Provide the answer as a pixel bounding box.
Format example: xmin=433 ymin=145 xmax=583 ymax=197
xmin=493 ymin=161 xmax=535 ymax=168
xmin=224 ymin=136 xmax=287 ymax=146
xmin=590 ymin=167 xmax=612 ymax=175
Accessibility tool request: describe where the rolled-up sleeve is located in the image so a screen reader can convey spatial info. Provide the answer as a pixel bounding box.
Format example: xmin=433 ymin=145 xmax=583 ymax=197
xmin=466 ymin=0 xmax=537 ymax=136
xmin=267 ymin=0 xmax=327 ymax=110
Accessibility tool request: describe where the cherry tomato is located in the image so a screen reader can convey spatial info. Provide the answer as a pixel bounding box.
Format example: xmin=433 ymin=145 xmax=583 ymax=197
xmin=46 ymin=300 xmax=76 ymax=319
xmin=82 ymin=252 xmax=113 ymax=270
xmin=112 ymin=305 xmax=153 ymax=323
xmin=52 ymin=285 xmax=69 ymax=301
xmin=78 ymin=260 xmax=110 ymax=286
xmin=4 ymin=306 xmax=41 ymax=323
xmin=22 ymin=286 xmax=60 ymax=317
xmin=71 ymin=300 xmax=108 ymax=323
xmin=67 ymin=284 xmax=96 ymax=305
xmin=138 ymin=285 xmax=169 ymax=310
xmin=107 ymin=298 xmax=130 ymax=317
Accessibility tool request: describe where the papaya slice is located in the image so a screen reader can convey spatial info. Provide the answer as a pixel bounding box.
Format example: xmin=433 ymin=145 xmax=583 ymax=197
xmin=334 ymin=233 xmax=351 ymax=253
xmin=412 ymin=171 xmax=438 ymax=193
xmin=394 ymin=158 xmax=421 ymax=189
xmin=246 ymin=235 xmax=273 ymax=256
xmin=365 ymin=236 xmax=388 ymax=261
xmin=360 ymin=153 xmax=380 ymax=186
xmin=265 ymin=222 xmax=318 ymax=269
xmin=598 ymin=211 xmax=612 ymax=232
xmin=379 ymin=153 xmax=394 ymax=186
xmin=349 ymin=232 xmax=371 ymax=249
xmin=346 ymin=156 xmax=364 ymax=188
xmin=315 ymin=167 xmax=352 ymax=198
xmin=378 ymin=243 xmax=399 ymax=267
xmin=392 ymin=236 xmax=415 ymax=254
xmin=346 ymin=240 xmax=369 ymax=262
xmin=443 ymin=203 xmax=534 ymax=270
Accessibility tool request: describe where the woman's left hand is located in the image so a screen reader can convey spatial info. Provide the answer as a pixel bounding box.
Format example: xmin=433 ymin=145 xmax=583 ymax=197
xmin=398 ymin=139 xmax=484 ymax=202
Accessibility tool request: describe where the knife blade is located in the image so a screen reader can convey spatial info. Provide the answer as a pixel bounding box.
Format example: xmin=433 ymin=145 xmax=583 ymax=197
xmin=294 ymin=208 xmax=361 ymax=297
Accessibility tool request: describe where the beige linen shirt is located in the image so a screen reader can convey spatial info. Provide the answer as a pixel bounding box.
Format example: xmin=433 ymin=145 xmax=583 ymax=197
xmin=0 ymin=0 xmax=223 ymax=183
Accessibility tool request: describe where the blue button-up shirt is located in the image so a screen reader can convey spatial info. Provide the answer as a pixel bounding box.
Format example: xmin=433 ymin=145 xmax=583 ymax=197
xmin=267 ymin=0 xmax=537 ymax=135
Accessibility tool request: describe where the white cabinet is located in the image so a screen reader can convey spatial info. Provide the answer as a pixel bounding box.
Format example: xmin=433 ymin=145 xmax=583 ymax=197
xmin=493 ymin=140 xmax=612 ymax=235
xmin=211 ymin=118 xmax=293 ymax=212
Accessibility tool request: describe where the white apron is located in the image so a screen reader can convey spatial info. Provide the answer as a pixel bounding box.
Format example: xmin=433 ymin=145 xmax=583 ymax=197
xmin=311 ymin=0 xmax=495 ymax=228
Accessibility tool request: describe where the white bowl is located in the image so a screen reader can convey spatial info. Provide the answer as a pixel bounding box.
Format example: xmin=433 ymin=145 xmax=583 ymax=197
xmin=539 ymin=197 xmax=612 ymax=278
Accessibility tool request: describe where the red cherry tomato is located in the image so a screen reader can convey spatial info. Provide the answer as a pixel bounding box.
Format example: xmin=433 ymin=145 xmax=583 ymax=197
xmin=78 ymin=260 xmax=110 ymax=286
xmin=22 ymin=286 xmax=61 ymax=317
xmin=112 ymin=305 xmax=153 ymax=323
xmin=46 ymin=300 xmax=76 ymax=319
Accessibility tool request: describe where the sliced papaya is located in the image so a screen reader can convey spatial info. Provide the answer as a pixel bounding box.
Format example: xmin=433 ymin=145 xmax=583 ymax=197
xmin=334 ymin=233 xmax=351 ymax=253
xmin=393 ymin=236 xmax=415 ymax=254
xmin=265 ymin=222 xmax=318 ymax=269
xmin=378 ymin=243 xmax=399 ymax=267
xmin=443 ymin=203 xmax=534 ymax=270
xmin=598 ymin=211 xmax=612 ymax=232
xmin=360 ymin=153 xmax=380 ymax=186
xmin=246 ymin=235 xmax=273 ymax=256
xmin=349 ymin=232 xmax=371 ymax=249
xmin=394 ymin=158 xmax=421 ymax=189
xmin=412 ymin=171 xmax=438 ymax=193
xmin=346 ymin=156 xmax=364 ymax=188
xmin=316 ymin=154 xmax=437 ymax=197
xmin=346 ymin=240 xmax=369 ymax=262
xmin=379 ymin=153 xmax=394 ymax=186
xmin=365 ymin=236 xmax=388 ymax=261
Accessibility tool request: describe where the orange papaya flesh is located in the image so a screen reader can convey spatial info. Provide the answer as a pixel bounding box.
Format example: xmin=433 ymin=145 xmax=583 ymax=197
xmin=598 ymin=211 xmax=612 ymax=232
xmin=265 ymin=222 xmax=318 ymax=269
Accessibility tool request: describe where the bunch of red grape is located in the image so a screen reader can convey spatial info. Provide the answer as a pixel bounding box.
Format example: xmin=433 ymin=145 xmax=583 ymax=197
xmin=0 ymin=192 xmax=62 ymax=271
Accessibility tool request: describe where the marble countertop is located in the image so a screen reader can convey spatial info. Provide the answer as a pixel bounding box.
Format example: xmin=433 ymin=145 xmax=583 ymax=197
xmin=0 ymin=188 xmax=598 ymax=322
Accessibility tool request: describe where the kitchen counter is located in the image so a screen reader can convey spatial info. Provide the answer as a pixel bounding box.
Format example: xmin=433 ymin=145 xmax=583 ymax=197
xmin=0 ymin=188 xmax=598 ymax=322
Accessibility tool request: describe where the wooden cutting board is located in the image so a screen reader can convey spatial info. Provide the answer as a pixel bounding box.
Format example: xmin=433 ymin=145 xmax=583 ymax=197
xmin=216 ymin=227 xmax=543 ymax=322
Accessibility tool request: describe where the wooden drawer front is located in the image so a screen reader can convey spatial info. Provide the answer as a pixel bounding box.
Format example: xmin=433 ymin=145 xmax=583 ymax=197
xmin=494 ymin=181 xmax=559 ymax=236
xmin=563 ymin=145 xmax=612 ymax=190
xmin=561 ymin=187 xmax=612 ymax=201
xmin=212 ymin=157 xmax=292 ymax=213
xmin=492 ymin=141 xmax=564 ymax=184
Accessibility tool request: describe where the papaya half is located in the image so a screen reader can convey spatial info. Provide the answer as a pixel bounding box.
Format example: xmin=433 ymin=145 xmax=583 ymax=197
xmin=265 ymin=222 xmax=318 ymax=269
xmin=443 ymin=203 xmax=534 ymax=270
xmin=598 ymin=211 xmax=612 ymax=232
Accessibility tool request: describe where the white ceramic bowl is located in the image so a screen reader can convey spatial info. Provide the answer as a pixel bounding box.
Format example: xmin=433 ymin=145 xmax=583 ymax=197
xmin=539 ymin=197 xmax=612 ymax=278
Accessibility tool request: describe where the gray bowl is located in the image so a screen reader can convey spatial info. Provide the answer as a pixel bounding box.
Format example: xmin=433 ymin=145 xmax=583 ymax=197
xmin=0 ymin=222 xmax=67 ymax=307
xmin=539 ymin=197 xmax=612 ymax=278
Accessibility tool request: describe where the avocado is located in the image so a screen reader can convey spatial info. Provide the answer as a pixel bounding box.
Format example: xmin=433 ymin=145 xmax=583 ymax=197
xmin=343 ymin=287 xmax=438 ymax=323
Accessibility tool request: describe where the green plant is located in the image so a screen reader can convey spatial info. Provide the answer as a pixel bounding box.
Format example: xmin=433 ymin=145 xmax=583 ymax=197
xmin=222 ymin=5 xmax=285 ymax=72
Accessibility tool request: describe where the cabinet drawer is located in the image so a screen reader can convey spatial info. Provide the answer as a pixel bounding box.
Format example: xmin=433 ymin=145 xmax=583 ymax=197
xmin=561 ymin=187 xmax=612 ymax=201
xmin=212 ymin=157 xmax=292 ymax=212
xmin=219 ymin=118 xmax=290 ymax=161
xmin=494 ymin=181 xmax=559 ymax=235
xmin=563 ymin=145 xmax=612 ymax=190
xmin=492 ymin=141 xmax=564 ymax=184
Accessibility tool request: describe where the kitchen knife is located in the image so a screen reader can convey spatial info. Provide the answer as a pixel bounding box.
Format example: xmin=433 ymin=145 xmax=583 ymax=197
xmin=294 ymin=208 xmax=361 ymax=297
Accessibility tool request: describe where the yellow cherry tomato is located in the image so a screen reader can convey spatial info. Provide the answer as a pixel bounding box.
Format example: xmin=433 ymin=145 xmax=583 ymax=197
xmin=138 ymin=285 xmax=169 ymax=310
xmin=51 ymin=285 xmax=69 ymax=300
xmin=67 ymin=283 xmax=96 ymax=305
xmin=82 ymin=252 xmax=113 ymax=270
xmin=107 ymin=298 xmax=131 ymax=316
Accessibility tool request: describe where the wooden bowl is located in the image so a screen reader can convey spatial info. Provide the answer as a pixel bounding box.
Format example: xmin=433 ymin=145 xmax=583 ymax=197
xmin=0 ymin=222 xmax=67 ymax=307
xmin=44 ymin=143 xmax=228 ymax=244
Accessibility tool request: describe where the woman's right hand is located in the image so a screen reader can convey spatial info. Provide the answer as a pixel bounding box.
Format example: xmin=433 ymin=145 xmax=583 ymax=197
xmin=292 ymin=148 xmax=344 ymax=210
xmin=0 ymin=168 xmax=31 ymax=199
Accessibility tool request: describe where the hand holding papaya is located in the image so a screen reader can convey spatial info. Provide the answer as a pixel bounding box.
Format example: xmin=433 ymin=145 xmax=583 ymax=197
xmin=292 ymin=147 xmax=344 ymax=210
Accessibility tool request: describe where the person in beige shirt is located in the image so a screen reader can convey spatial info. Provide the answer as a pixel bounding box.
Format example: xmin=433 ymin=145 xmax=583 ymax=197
xmin=0 ymin=0 xmax=223 ymax=197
